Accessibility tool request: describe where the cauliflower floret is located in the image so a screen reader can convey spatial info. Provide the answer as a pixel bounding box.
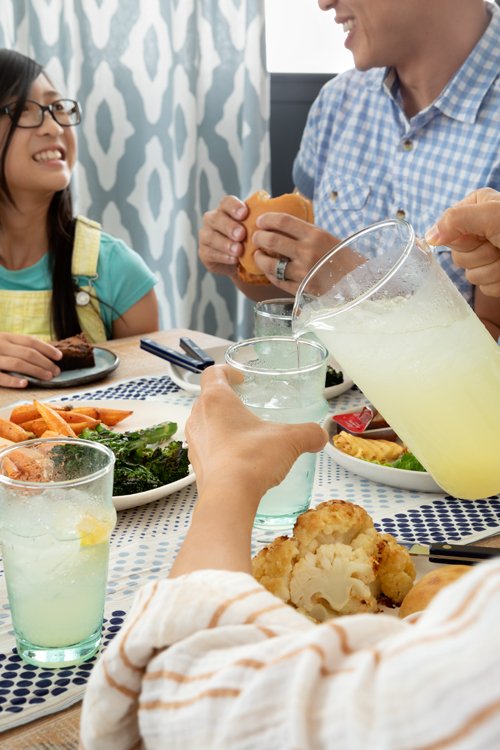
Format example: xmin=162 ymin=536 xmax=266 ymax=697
xmin=252 ymin=536 xmax=299 ymax=602
xmin=252 ymin=499 xmax=416 ymax=622
xmin=377 ymin=533 xmax=416 ymax=603
xmin=290 ymin=543 xmax=379 ymax=621
xmin=294 ymin=499 xmax=374 ymax=554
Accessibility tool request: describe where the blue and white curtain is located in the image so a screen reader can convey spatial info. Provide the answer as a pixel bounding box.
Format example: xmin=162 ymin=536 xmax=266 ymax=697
xmin=0 ymin=1 xmax=270 ymax=339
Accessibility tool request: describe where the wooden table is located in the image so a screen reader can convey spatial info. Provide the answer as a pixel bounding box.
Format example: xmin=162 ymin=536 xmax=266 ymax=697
xmin=1 ymin=329 xmax=226 ymax=749
xmin=1 ymin=328 xmax=499 ymax=749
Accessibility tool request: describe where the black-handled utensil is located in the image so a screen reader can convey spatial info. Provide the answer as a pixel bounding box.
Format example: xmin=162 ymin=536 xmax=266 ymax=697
xmin=179 ymin=337 xmax=215 ymax=368
xmin=407 ymin=542 xmax=500 ymax=566
xmin=140 ymin=338 xmax=206 ymax=374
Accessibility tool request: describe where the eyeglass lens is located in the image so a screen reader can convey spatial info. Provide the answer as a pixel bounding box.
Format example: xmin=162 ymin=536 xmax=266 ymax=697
xmin=17 ymin=100 xmax=80 ymax=127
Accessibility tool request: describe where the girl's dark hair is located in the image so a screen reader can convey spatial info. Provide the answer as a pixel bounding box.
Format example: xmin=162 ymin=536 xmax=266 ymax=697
xmin=0 ymin=48 xmax=81 ymax=339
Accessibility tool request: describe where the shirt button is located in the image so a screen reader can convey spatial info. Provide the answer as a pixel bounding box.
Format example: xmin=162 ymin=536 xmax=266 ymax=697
xmin=402 ymin=139 xmax=413 ymax=151
xmin=396 ymin=209 xmax=406 ymax=219
xmin=330 ymin=190 xmax=338 ymax=201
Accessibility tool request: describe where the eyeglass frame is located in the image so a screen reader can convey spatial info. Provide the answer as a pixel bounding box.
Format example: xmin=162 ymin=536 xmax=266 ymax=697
xmin=0 ymin=99 xmax=82 ymax=128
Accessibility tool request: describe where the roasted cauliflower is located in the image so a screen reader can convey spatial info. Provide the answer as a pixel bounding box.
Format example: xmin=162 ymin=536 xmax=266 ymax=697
xmin=252 ymin=499 xmax=416 ymax=622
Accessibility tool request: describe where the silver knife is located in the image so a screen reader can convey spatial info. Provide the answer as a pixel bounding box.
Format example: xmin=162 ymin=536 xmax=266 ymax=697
xmin=406 ymin=542 xmax=500 ymax=566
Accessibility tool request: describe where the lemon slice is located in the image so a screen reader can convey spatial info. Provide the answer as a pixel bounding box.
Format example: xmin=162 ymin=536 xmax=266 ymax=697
xmin=77 ymin=514 xmax=113 ymax=547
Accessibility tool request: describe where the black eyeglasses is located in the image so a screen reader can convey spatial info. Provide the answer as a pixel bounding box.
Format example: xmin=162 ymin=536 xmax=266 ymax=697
xmin=0 ymin=99 xmax=82 ymax=128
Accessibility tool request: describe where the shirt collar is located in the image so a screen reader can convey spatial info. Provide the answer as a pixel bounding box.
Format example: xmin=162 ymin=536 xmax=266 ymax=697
xmin=373 ymin=4 xmax=500 ymax=125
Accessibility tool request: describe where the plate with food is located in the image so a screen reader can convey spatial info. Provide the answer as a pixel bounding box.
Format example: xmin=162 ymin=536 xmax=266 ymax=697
xmin=11 ymin=334 xmax=119 ymax=388
xmin=0 ymin=399 xmax=195 ymax=510
xmin=323 ymin=414 xmax=443 ymax=493
xmin=252 ymin=499 xmax=482 ymax=623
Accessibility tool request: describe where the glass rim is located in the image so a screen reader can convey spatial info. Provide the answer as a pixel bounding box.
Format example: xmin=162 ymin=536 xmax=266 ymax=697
xmin=292 ymin=218 xmax=416 ymax=325
xmin=0 ymin=437 xmax=115 ymax=490
xmin=225 ymin=335 xmax=328 ymax=375
xmin=254 ymin=297 xmax=294 ymax=319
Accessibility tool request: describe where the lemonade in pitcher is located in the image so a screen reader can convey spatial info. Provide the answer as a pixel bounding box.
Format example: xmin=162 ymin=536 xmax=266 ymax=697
xmin=293 ymin=219 xmax=500 ymax=500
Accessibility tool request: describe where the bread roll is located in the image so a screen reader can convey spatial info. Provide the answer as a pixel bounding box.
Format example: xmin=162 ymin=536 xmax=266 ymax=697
xmin=398 ymin=565 xmax=470 ymax=619
xmin=238 ymin=190 xmax=314 ymax=284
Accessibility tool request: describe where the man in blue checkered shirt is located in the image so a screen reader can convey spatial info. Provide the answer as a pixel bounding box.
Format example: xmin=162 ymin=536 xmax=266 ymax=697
xmin=199 ymin=0 xmax=500 ymax=337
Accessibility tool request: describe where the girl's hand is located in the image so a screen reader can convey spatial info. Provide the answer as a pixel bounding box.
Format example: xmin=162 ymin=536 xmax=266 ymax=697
xmin=0 ymin=333 xmax=62 ymax=388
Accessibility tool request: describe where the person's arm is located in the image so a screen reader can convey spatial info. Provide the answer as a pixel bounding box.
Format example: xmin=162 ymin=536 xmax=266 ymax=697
xmin=111 ymin=288 xmax=159 ymax=339
xmin=0 ymin=333 xmax=62 ymax=388
xmin=170 ymin=365 xmax=327 ymax=577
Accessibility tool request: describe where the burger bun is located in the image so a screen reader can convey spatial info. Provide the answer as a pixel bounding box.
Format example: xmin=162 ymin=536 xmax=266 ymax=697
xmin=238 ymin=190 xmax=314 ymax=284
xmin=399 ymin=565 xmax=470 ymax=619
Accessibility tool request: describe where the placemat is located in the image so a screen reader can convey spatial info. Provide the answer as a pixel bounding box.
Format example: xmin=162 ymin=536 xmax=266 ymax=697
xmin=0 ymin=377 xmax=499 ymax=732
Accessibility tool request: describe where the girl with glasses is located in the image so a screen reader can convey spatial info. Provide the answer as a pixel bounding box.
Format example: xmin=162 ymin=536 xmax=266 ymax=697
xmin=0 ymin=49 xmax=159 ymax=389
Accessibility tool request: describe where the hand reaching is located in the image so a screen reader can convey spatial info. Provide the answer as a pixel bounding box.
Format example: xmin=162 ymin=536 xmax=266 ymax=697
xmin=426 ymin=188 xmax=500 ymax=297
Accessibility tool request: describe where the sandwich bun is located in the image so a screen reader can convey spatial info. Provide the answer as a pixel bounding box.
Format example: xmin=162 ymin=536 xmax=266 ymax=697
xmin=238 ymin=190 xmax=314 ymax=284
xmin=398 ymin=565 xmax=470 ymax=619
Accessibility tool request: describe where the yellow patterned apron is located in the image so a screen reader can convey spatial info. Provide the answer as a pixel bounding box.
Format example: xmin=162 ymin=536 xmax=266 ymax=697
xmin=0 ymin=215 xmax=107 ymax=343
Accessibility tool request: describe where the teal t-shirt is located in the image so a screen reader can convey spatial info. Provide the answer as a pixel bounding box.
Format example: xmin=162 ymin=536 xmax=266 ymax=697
xmin=0 ymin=232 xmax=157 ymax=338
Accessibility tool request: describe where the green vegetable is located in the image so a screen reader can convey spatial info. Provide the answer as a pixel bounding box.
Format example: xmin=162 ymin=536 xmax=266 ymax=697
xmin=325 ymin=365 xmax=344 ymax=387
xmin=80 ymin=421 xmax=189 ymax=496
xmin=390 ymin=452 xmax=426 ymax=472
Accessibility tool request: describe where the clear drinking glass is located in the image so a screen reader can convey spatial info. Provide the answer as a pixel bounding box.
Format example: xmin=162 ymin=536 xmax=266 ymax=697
xmin=292 ymin=218 xmax=500 ymax=500
xmin=225 ymin=336 xmax=328 ymax=529
xmin=0 ymin=438 xmax=116 ymax=667
xmin=254 ymin=298 xmax=294 ymax=336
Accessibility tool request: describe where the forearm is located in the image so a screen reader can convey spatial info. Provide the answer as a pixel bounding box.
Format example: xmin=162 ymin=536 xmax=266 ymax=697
xmin=169 ymin=477 xmax=262 ymax=577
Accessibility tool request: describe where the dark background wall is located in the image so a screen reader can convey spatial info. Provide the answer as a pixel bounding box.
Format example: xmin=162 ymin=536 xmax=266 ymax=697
xmin=270 ymin=72 xmax=333 ymax=195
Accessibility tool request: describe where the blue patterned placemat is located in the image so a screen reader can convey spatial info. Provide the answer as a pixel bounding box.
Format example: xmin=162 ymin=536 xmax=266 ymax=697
xmin=0 ymin=377 xmax=499 ymax=732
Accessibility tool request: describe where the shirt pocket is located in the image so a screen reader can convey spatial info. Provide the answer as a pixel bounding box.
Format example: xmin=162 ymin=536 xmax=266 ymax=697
xmin=318 ymin=176 xmax=371 ymax=211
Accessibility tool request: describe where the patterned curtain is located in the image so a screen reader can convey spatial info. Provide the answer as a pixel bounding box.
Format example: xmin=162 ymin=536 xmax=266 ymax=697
xmin=0 ymin=0 xmax=270 ymax=340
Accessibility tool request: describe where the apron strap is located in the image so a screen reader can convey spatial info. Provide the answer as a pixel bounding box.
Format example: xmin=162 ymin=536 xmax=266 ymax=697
xmin=72 ymin=216 xmax=107 ymax=343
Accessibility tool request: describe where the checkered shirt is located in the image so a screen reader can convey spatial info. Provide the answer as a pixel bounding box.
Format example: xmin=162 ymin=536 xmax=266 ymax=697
xmin=293 ymin=3 xmax=500 ymax=305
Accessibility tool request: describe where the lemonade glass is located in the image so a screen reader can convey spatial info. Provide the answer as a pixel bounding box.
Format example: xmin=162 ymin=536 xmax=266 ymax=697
xmin=225 ymin=336 xmax=328 ymax=529
xmin=0 ymin=438 xmax=116 ymax=667
xmin=292 ymin=218 xmax=500 ymax=500
xmin=254 ymin=298 xmax=294 ymax=336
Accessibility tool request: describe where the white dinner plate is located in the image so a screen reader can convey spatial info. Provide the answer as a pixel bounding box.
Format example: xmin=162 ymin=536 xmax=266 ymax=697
xmin=166 ymin=344 xmax=354 ymax=399
xmin=165 ymin=344 xmax=229 ymax=395
xmin=0 ymin=399 xmax=195 ymax=511
xmin=323 ymin=415 xmax=443 ymax=493
xmin=13 ymin=347 xmax=119 ymax=389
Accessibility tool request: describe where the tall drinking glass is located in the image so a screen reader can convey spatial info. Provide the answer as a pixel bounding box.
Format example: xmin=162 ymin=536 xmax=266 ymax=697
xmin=254 ymin=298 xmax=294 ymax=336
xmin=292 ymin=218 xmax=500 ymax=500
xmin=0 ymin=438 xmax=116 ymax=667
xmin=225 ymin=337 xmax=328 ymax=529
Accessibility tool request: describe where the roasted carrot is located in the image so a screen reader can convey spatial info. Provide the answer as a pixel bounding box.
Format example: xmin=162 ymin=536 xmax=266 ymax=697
xmin=0 ymin=418 xmax=33 ymax=443
xmin=33 ymin=401 xmax=77 ymax=438
xmin=94 ymin=407 xmax=133 ymax=426
xmin=9 ymin=404 xmax=40 ymax=424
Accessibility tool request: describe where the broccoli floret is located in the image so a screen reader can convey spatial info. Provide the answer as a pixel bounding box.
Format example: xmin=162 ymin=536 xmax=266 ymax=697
xmin=80 ymin=421 xmax=189 ymax=495
xmin=113 ymin=463 xmax=163 ymax=496
xmin=145 ymin=441 xmax=190 ymax=484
